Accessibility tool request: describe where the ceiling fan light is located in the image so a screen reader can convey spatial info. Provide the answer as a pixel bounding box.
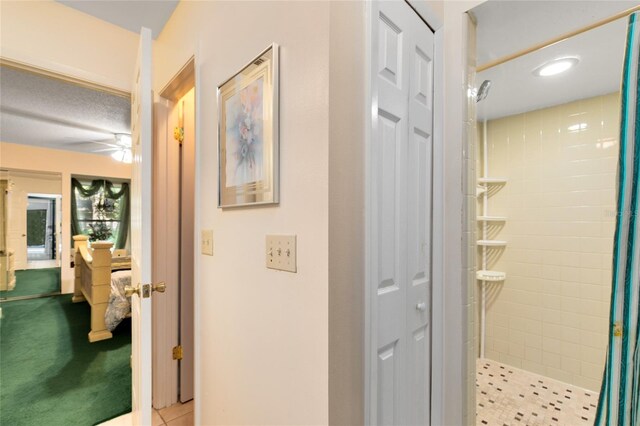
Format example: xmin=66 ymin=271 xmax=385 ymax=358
xmin=111 ymin=150 xmax=124 ymax=162
xmin=111 ymin=148 xmax=132 ymax=164
xmin=123 ymin=149 xmax=132 ymax=164
xmin=115 ymin=133 xmax=132 ymax=147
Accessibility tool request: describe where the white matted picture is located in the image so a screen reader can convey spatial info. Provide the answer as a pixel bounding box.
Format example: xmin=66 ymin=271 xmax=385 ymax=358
xmin=218 ymin=43 xmax=279 ymax=208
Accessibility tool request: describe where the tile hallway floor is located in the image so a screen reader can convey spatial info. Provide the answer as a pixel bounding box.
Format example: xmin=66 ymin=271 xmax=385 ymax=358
xmin=153 ymin=400 xmax=194 ymax=426
xmin=476 ymin=359 xmax=598 ymax=425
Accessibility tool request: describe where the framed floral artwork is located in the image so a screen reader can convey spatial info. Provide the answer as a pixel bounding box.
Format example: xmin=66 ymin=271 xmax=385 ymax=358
xmin=218 ymin=43 xmax=279 ymax=208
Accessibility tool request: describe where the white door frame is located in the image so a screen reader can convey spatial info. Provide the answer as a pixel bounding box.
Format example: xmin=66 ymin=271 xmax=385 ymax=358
xmin=192 ymin=50 xmax=203 ymax=426
xmin=153 ymin=57 xmax=196 ymax=408
xmin=363 ymin=1 xmax=444 ymax=424
xmin=26 ymin=195 xmax=55 ymax=261
xmin=151 ymin=93 xmax=181 ymax=409
xmin=431 ymin=27 xmax=446 ymax=426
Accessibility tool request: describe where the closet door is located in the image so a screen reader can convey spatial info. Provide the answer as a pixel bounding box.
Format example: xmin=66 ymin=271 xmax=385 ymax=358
xmin=370 ymin=1 xmax=434 ymax=424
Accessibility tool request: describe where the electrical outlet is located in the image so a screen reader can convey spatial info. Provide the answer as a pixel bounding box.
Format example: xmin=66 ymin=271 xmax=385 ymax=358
xmin=201 ymin=229 xmax=214 ymax=256
xmin=266 ymin=235 xmax=297 ymax=272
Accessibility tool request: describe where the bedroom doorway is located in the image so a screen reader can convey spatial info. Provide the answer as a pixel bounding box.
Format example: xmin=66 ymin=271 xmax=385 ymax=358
xmin=0 ymin=62 xmax=133 ymax=425
xmin=26 ymin=195 xmax=57 ymax=263
xmin=0 ymin=169 xmax=62 ymax=300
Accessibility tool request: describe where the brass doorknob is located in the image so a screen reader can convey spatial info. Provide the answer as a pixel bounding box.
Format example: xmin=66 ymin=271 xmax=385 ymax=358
xmin=124 ymin=285 xmax=140 ymax=298
xmin=152 ymin=282 xmax=166 ymax=293
xmin=125 ymin=282 xmax=164 ymax=298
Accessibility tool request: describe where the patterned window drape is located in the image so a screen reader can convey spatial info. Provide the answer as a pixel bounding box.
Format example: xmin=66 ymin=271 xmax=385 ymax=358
xmin=70 ymin=178 xmax=130 ymax=250
xmin=595 ymin=11 xmax=640 ymax=426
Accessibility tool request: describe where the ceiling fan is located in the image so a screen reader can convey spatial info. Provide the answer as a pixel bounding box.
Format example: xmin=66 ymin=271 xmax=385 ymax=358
xmin=70 ymin=133 xmax=132 ymax=163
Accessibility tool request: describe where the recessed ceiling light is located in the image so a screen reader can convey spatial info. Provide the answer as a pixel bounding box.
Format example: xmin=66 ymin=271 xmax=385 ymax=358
xmin=533 ymin=57 xmax=579 ymax=77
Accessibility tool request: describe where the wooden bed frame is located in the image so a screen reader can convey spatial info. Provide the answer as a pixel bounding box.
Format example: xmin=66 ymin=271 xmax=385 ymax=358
xmin=72 ymin=235 xmax=130 ymax=342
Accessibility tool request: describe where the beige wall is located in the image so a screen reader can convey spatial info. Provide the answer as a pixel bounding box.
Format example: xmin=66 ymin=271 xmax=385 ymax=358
xmin=0 ymin=142 xmax=131 ymax=294
xmin=0 ymin=0 xmax=138 ymax=92
xmin=2 ymin=172 xmax=61 ymax=195
xmin=156 ymin=2 xmax=330 ymax=424
xmin=425 ymin=1 xmax=444 ymax=23
xmin=479 ymin=92 xmax=619 ymax=391
xmin=328 ymin=1 xmax=365 ymax=424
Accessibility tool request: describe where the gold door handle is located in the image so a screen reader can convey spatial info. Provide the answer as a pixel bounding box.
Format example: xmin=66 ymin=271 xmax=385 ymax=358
xmin=152 ymin=282 xmax=166 ymax=293
xmin=125 ymin=282 xmax=165 ymax=298
xmin=124 ymin=285 xmax=140 ymax=298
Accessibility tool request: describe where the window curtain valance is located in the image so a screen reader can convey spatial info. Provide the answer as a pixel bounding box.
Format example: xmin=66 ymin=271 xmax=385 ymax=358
xmin=71 ymin=178 xmax=130 ymax=249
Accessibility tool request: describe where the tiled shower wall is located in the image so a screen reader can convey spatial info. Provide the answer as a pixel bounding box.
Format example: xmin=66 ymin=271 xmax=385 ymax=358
xmin=479 ymin=92 xmax=619 ymax=391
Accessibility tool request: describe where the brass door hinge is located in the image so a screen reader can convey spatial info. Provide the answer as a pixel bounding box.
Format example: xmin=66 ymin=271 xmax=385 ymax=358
xmin=173 ymin=345 xmax=183 ymax=360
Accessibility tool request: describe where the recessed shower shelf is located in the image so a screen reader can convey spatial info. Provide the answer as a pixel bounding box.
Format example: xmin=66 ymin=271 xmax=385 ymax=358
xmin=477 ymin=215 xmax=507 ymax=222
xmin=476 ymin=270 xmax=506 ymax=282
xmin=478 ymin=177 xmax=508 ymax=185
xmin=477 ymin=239 xmax=507 ymax=247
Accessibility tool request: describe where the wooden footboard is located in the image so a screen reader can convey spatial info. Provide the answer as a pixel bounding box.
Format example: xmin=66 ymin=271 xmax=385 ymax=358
xmin=73 ymin=235 xmax=114 ymax=342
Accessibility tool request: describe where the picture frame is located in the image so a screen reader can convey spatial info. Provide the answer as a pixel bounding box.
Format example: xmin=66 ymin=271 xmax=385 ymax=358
xmin=217 ymin=43 xmax=279 ymax=208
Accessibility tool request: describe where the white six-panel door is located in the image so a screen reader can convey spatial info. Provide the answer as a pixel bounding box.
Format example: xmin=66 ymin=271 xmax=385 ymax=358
xmin=370 ymin=1 xmax=434 ymax=424
xmin=131 ymin=26 xmax=153 ymax=426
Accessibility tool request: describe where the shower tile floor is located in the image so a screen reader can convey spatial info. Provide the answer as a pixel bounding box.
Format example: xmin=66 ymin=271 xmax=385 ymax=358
xmin=476 ymin=359 xmax=598 ymax=425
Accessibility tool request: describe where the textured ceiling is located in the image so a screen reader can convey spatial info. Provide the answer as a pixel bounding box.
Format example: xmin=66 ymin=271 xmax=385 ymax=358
xmin=472 ymin=1 xmax=636 ymax=120
xmin=0 ymin=66 xmax=131 ymax=155
xmin=56 ymin=0 xmax=179 ymax=39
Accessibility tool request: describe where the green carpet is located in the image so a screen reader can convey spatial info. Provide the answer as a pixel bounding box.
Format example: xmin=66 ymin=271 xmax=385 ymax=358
xmin=0 ymin=268 xmax=61 ymax=299
xmin=0 ymin=296 xmax=131 ymax=425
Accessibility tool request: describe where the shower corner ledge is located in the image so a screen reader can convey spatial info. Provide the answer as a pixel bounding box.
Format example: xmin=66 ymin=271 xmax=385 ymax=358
xmin=476 ymin=270 xmax=506 ymax=282
xmin=478 ymin=177 xmax=508 ymax=185
xmin=477 ymin=215 xmax=507 ymax=222
xmin=477 ymin=239 xmax=507 ymax=247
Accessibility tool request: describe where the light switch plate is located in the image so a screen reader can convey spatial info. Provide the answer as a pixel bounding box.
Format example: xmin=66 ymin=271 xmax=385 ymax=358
xmin=201 ymin=229 xmax=214 ymax=256
xmin=266 ymin=235 xmax=297 ymax=272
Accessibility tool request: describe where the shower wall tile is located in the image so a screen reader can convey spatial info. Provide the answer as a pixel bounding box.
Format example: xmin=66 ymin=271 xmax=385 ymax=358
xmin=478 ymin=92 xmax=620 ymax=392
